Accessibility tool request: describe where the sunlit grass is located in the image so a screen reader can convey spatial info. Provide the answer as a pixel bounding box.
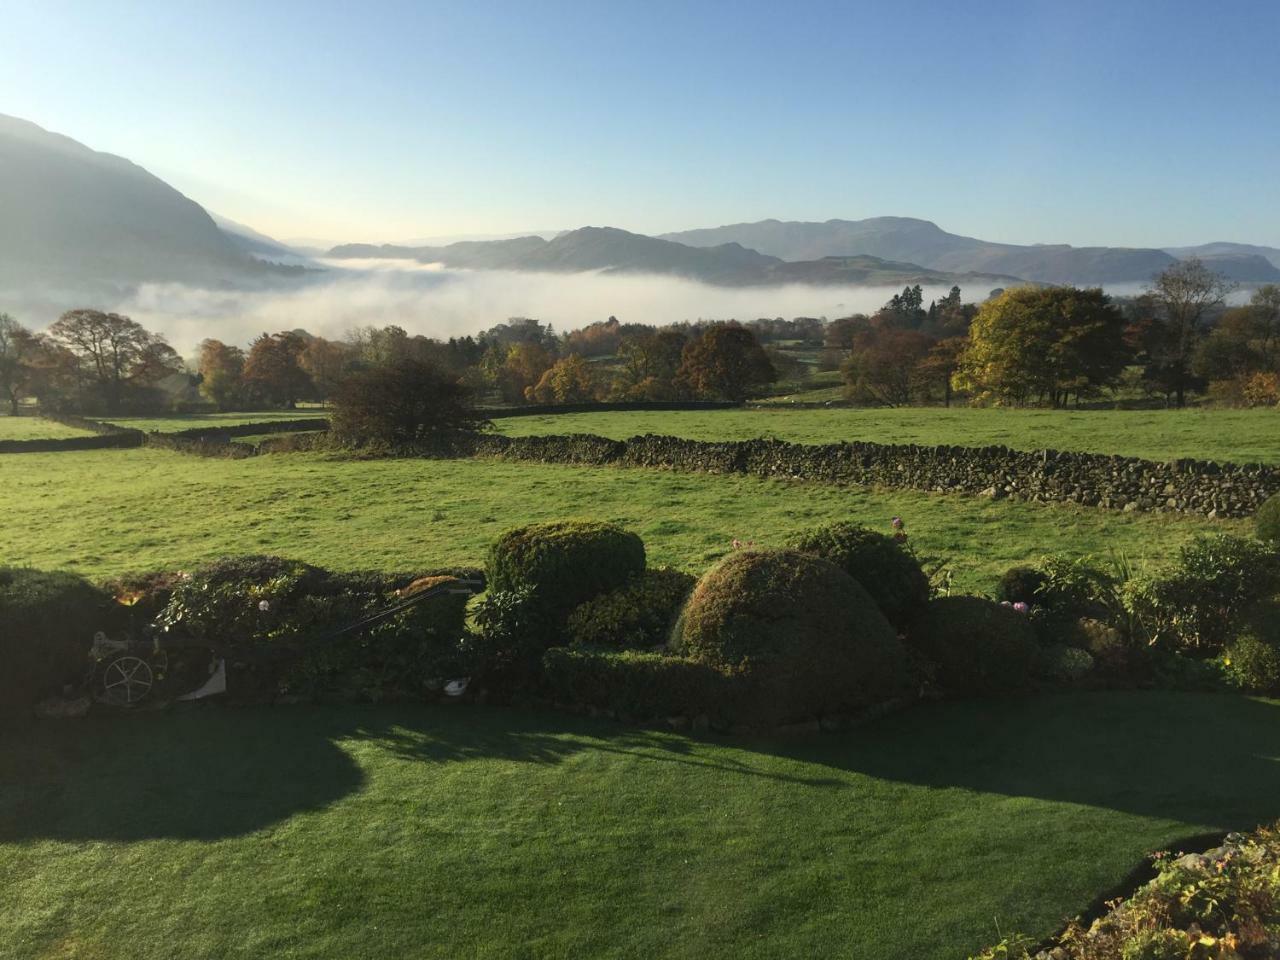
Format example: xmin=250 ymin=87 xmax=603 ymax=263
xmin=495 ymin=407 xmax=1280 ymax=464
xmin=0 ymin=447 xmax=1244 ymax=592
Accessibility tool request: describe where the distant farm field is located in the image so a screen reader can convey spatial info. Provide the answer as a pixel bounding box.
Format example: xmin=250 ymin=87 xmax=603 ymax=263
xmin=495 ymin=407 xmax=1280 ymax=465
xmin=0 ymin=416 xmax=92 ymax=440
xmin=102 ymin=410 xmax=330 ymax=433
xmin=0 ymin=448 xmax=1244 ymax=592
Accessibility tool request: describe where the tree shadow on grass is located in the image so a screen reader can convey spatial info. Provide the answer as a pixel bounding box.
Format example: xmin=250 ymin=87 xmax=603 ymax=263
xmin=766 ymin=690 xmax=1280 ymax=832
xmin=2 ymin=691 xmax=1278 ymax=843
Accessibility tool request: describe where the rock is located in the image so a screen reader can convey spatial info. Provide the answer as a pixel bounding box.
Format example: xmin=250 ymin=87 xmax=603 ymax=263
xmin=34 ymin=696 xmax=91 ymax=720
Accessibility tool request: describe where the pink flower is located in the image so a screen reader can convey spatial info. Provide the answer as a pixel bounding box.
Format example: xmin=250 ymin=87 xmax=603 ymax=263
xmin=258 ymin=600 xmax=271 ymax=612
xmin=891 ymin=517 xmax=904 ymax=530
xmin=1012 ymin=602 xmax=1030 ymax=614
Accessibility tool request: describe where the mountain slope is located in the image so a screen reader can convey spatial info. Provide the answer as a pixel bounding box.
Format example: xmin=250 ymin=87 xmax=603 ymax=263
xmin=660 ymin=217 xmax=1279 ymax=285
xmin=1164 ymin=242 xmax=1280 ymax=272
xmin=0 ymin=114 xmax=263 ymax=287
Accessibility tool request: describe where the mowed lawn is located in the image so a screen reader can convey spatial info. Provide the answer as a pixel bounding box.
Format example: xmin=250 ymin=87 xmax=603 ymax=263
xmin=0 ymin=448 xmax=1247 ymax=592
xmin=4 ymin=693 xmax=1279 ymax=959
xmin=495 ymin=407 xmax=1280 ymax=465
xmin=0 ymin=416 xmax=92 ymax=440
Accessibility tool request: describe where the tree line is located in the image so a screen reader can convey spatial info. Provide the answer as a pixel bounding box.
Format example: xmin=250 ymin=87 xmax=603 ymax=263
xmin=0 ymin=259 xmax=1275 ymax=417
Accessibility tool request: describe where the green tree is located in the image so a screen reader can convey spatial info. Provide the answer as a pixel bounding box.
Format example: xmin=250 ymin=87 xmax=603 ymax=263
xmin=330 ymin=359 xmax=490 ymax=445
xmin=1140 ymin=259 xmax=1232 ymax=407
xmin=0 ymin=314 xmax=42 ymax=415
xmin=953 ymin=287 xmax=1129 ymax=406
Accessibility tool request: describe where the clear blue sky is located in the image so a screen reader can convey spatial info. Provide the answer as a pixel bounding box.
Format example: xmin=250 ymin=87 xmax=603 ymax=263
xmin=3 ymin=0 xmax=1277 ymax=247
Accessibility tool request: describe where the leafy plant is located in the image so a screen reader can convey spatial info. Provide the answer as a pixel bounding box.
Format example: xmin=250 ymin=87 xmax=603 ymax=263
xmin=565 ymin=567 xmax=695 ymax=649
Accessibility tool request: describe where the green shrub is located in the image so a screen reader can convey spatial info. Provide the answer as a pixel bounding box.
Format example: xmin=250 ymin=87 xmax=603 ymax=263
xmin=1128 ymin=534 xmax=1280 ymax=653
xmin=672 ymin=550 xmax=906 ymax=723
xmin=540 ymin=646 xmax=734 ymax=722
xmin=1257 ymin=492 xmax=1280 ymax=544
xmin=156 ymin=556 xmax=473 ymax=701
xmin=993 ymin=566 xmax=1047 ymax=606
xmin=1223 ymin=612 xmax=1280 ymax=693
xmin=906 ymin=596 xmax=1039 ymax=696
xmin=1036 ymin=643 xmax=1094 ymax=683
xmin=786 ymin=522 xmax=929 ymax=628
xmin=465 ymin=587 xmax=558 ymax=695
xmin=565 ymin=568 xmax=696 ymax=649
xmin=486 ymin=521 xmax=646 ymax=632
xmin=1076 ymin=617 xmax=1131 ymax=675
xmin=0 ymin=568 xmax=111 ymax=723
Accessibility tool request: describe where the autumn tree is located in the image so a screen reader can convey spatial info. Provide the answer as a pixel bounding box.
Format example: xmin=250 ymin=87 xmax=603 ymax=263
xmin=47 ymin=309 xmax=181 ymax=412
xmin=840 ymin=328 xmax=934 ymax=406
xmin=197 ymin=339 xmax=246 ymax=410
xmin=299 ymin=337 xmax=352 ymax=404
xmin=914 ymin=335 xmax=969 ymax=407
xmin=613 ymin=329 xmax=688 ymax=399
xmin=243 ymin=331 xmax=312 ymax=408
xmin=496 ymin=342 xmax=554 ymax=404
xmin=525 ymin=354 xmax=601 ymax=403
xmin=675 ymin=325 xmax=777 ymax=401
xmin=953 ymin=287 xmax=1130 ymax=406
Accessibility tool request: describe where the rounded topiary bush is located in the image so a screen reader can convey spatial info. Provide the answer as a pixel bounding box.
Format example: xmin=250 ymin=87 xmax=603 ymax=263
xmin=566 ymin=567 xmax=696 ymax=649
xmin=786 ymin=522 xmax=929 ymax=629
xmin=906 ymin=595 xmax=1039 ymax=696
xmin=994 ymin=565 xmax=1048 ymax=606
xmin=486 ymin=521 xmax=646 ymax=624
xmin=0 ymin=568 xmax=111 ymax=723
xmin=1257 ymin=493 xmax=1280 ymax=545
xmin=672 ymin=550 xmax=906 ymax=723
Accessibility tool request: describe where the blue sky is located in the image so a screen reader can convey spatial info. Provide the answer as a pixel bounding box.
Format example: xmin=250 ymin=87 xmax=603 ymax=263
xmin=3 ymin=0 xmax=1277 ymax=247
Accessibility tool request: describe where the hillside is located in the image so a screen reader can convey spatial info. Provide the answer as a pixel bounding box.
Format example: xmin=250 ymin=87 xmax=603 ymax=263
xmin=326 ymin=227 xmax=1013 ymax=288
xmin=660 ymin=217 xmax=1280 ymax=285
xmin=0 ymin=114 xmax=283 ymax=289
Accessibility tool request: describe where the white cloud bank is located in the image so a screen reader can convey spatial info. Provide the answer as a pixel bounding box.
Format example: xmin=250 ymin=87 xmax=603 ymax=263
xmin=103 ymin=261 xmax=1008 ymax=352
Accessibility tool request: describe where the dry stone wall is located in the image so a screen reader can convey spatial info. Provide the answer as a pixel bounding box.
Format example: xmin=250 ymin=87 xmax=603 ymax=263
xmin=442 ymin=433 xmax=1278 ymax=519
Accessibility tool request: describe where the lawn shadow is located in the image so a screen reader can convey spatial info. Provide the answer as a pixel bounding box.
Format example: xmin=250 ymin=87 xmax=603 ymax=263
xmin=765 ymin=690 xmax=1280 ymax=831
xmin=0 ymin=704 xmax=366 ymax=843
xmin=3 ymin=691 xmax=1277 ymax=844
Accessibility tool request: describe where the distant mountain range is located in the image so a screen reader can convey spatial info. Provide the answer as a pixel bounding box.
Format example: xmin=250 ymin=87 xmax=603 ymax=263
xmin=659 ymin=217 xmax=1280 ymax=285
xmin=2 ymin=113 xmax=1277 ymax=301
xmin=326 ymin=227 xmax=1026 ymax=288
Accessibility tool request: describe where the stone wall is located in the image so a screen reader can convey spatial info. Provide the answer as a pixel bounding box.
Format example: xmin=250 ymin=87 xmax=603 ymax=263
xmin=440 ymin=432 xmax=1278 ymax=519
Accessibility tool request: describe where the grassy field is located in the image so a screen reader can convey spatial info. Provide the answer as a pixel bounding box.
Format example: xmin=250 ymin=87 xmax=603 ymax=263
xmin=0 ymin=416 xmax=92 ymax=440
xmin=102 ymin=410 xmax=330 ymax=433
xmin=495 ymin=407 xmax=1280 ymax=465
xmin=4 ymin=693 xmax=1278 ymax=959
xmin=0 ymin=448 xmax=1244 ymax=592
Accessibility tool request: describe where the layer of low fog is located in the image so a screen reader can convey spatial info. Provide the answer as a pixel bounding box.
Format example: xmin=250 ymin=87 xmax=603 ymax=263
xmin=13 ymin=260 xmax=1229 ymax=353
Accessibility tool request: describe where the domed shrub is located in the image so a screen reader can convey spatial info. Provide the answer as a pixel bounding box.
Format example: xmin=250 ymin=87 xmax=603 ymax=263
xmin=1257 ymin=493 xmax=1280 ymax=544
xmin=786 ymin=522 xmax=929 ymax=628
xmin=672 ymin=550 xmax=906 ymax=723
xmin=486 ymin=521 xmax=646 ymax=629
xmin=1037 ymin=643 xmax=1095 ymax=683
xmin=994 ymin=565 xmax=1048 ymax=606
xmin=0 ymin=568 xmax=111 ymax=724
xmin=1224 ymin=612 xmax=1280 ymax=693
xmin=906 ymin=595 xmax=1039 ymax=696
xmin=566 ymin=568 xmax=696 ymax=649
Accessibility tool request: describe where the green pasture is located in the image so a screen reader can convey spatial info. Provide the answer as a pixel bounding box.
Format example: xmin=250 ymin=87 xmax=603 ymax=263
xmin=494 ymin=407 xmax=1280 ymax=465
